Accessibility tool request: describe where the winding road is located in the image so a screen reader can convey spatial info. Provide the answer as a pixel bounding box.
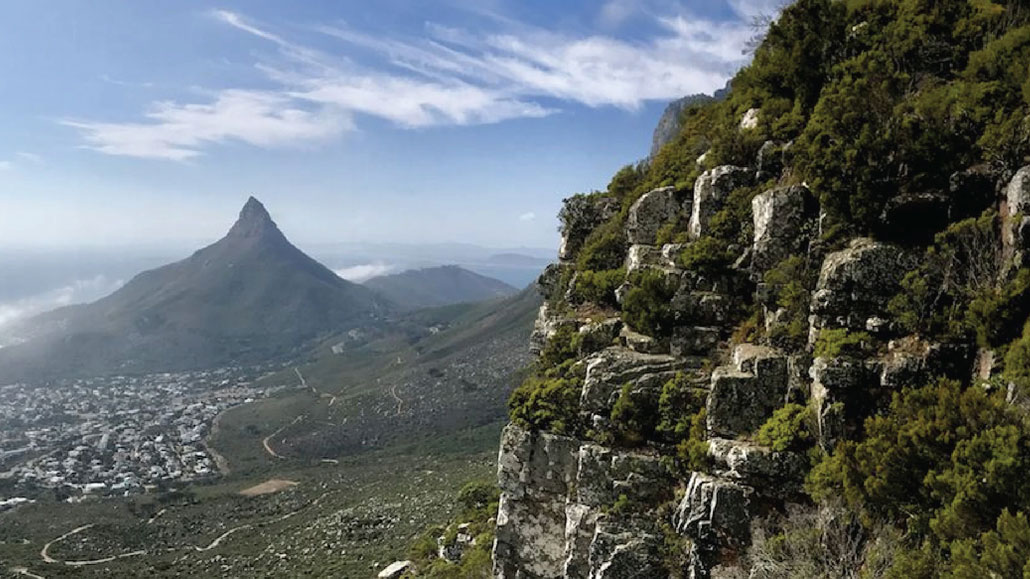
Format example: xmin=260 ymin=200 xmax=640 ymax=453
xmin=37 ymin=491 xmax=331 ymax=568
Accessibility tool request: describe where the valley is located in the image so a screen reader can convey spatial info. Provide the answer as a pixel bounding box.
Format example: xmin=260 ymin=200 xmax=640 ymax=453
xmin=0 ymin=285 xmax=539 ymax=578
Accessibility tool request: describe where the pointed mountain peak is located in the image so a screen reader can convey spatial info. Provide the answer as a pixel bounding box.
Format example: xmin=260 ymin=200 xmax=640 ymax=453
xmin=227 ymin=196 xmax=280 ymax=240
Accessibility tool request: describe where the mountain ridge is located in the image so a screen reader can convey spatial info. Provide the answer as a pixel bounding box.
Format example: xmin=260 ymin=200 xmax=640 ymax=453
xmin=0 ymin=197 xmax=390 ymax=381
xmin=363 ymin=264 xmax=518 ymax=310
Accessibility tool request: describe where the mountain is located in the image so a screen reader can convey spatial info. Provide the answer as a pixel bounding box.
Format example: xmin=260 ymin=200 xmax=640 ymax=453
xmin=0 ymin=197 xmax=389 ymax=380
xmin=649 ymin=84 xmax=729 ymax=158
xmin=362 ymin=265 xmax=517 ymax=310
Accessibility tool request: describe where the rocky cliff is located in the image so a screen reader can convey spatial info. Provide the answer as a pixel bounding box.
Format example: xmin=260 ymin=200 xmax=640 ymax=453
xmin=493 ymin=149 xmax=1030 ymax=579
xmin=486 ymin=3 xmax=1030 ymax=578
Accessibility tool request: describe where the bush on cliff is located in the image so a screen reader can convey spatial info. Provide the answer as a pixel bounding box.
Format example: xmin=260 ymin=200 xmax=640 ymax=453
xmin=622 ymin=269 xmax=679 ymax=337
xmin=807 ymin=379 xmax=1030 ymax=550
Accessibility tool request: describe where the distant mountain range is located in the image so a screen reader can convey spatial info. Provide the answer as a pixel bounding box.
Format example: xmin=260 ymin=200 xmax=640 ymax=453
xmin=363 ymin=265 xmax=517 ymax=311
xmin=0 ymin=198 xmax=534 ymax=382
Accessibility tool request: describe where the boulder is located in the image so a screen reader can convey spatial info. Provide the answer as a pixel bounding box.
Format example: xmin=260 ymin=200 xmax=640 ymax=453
xmin=378 ymin=560 xmax=413 ymax=579
xmin=675 ymin=472 xmax=753 ymax=547
xmin=751 ymin=185 xmax=812 ymax=277
xmin=494 ymin=425 xmax=582 ymax=579
xmin=581 ymin=348 xmax=684 ymax=416
xmin=740 ymin=108 xmax=760 ymax=130
xmin=707 ymin=345 xmax=788 ymax=438
xmin=756 ymin=140 xmax=784 ymax=179
xmin=627 ymin=187 xmax=685 ymax=245
xmin=588 ymin=522 xmax=666 ymax=579
xmin=689 ymin=166 xmax=754 ymax=239
xmin=620 ymin=327 xmax=667 ymax=355
xmin=579 ymin=319 xmax=623 ymax=356
xmin=624 ymin=244 xmax=664 ymax=275
xmin=671 ymin=326 xmax=721 ymax=357
xmin=707 ymin=438 xmax=808 ymax=495
xmin=809 ymin=238 xmax=910 ymax=339
xmin=560 ymin=195 xmax=619 ymax=262
xmin=1006 ymin=166 xmax=1030 ymax=217
xmin=880 ymin=192 xmax=951 ymax=242
xmin=529 ymin=303 xmax=580 ymax=355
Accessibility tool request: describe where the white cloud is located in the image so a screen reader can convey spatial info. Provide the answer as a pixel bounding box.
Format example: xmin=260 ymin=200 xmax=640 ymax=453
xmin=0 ymin=275 xmax=124 ymax=330
xmin=64 ymin=7 xmax=755 ymax=160
xmin=334 ymin=263 xmax=396 ymax=282
xmin=519 ymin=212 xmax=536 ymax=221
xmin=62 ymin=90 xmax=351 ymax=160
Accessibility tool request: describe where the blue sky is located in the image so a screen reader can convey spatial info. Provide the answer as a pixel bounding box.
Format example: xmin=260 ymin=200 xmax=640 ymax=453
xmin=0 ymin=0 xmax=776 ymax=250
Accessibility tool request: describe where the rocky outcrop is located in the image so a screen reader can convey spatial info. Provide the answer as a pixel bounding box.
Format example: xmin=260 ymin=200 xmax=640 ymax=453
xmin=627 ymin=187 xmax=685 ymax=245
xmin=809 ymin=238 xmax=910 ymax=341
xmin=581 ymin=347 xmax=686 ymax=418
xmin=494 ymin=424 xmax=675 ymax=579
xmin=689 ymin=166 xmax=754 ymax=239
xmin=651 ymin=92 xmax=726 ymax=158
xmin=751 ymin=185 xmax=813 ymax=277
xmin=497 ymin=114 xmax=1004 ymax=579
xmin=707 ymin=345 xmax=789 ymax=438
xmin=560 ymin=195 xmax=619 ymax=262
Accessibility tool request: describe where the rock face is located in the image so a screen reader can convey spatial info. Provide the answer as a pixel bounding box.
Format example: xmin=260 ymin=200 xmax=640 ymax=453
xmin=809 ymin=238 xmax=910 ymax=340
xmin=495 ymin=127 xmax=1006 ymax=579
xmin=651 ymin=92 xmax=726 ymax=158
xmin=493 ymin=424 xmax=672 ymax=579
xmin=559 ymin=195 xmax=619 ymax=262
xmin=707 ymin=345 xmax=789 ymax=438
xmin=626 ymin=187 xmax=684 ymax=245
xmin=751 ymin=185 xmax=813 ymax=276
xmin=689 ymin=166 xmax=754 ymax=239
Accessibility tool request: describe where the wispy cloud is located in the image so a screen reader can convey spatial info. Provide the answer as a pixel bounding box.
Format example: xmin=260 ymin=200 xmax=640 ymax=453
xmin=519 ymin=212 xmax=536 ymax=222
xmin=62 ymin=90 xmax=350 ymax=161
xmin=64 ymin=5 xmax=757 ymax=160
xmin=334 ymin=263 xmax=395 ymax=282
xmin=0 ymin=161 xmax=11 ymax=171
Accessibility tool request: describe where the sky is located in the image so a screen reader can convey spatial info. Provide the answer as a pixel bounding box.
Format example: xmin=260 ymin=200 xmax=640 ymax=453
xmin=0 ymin=0 xmax=778 ymax=251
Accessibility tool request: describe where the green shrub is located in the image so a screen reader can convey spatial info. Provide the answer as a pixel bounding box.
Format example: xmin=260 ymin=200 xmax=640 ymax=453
xmin=577 ymin=220 xmax=627 ymax=272
xmin=508 ymin=373 xmax=582 ymax=436
xmin=806 ymin=379 xmax=1030 ymax=544
xmin=677 ymin=237 xmax=734 ymax=275
xmin=755 ymin=404 xmax=815 ymax=452
xmin=764 ymin=256 xmax=816 ymax=349
xmin=610 ymin=383 xmax=659 ymax=446
xmin=812 ymin=328 xmax=872 ymax=359
xmin=570 ymin=268 xmax=625 ymax=308
xmin=966 ymin=268 xmax=1030 ymax=348
xmin=621 ymin=269 xmax=679 ymax=337
xmin=656 ymin=372 xmax=708 ymax=442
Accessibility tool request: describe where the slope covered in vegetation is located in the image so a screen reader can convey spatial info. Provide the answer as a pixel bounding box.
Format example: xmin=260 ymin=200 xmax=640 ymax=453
xmin=500 ymin=1 xmax=1030 ymax=577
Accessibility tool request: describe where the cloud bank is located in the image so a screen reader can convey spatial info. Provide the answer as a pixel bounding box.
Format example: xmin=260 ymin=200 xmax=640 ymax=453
xmin=0 ymin=275 xmax=124 ymax=330
xmin=64 ymin=3 xmax=763 ymax=160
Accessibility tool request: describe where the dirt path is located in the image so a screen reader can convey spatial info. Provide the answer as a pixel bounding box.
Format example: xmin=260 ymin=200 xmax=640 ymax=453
xmin=261 ymin=415 xmax=304 ymax=460
xmin=11 ymin=567 xmax=46 ymax=579
xmin=38 ymin=491 xmax=332 ymax=566
xmin=296 ymin=367 xmax=336 ymax=405
xmin=41 ymin=524 xmax=146 ymax=567
xmin=389 ymin=385 xmax=404 ymax=415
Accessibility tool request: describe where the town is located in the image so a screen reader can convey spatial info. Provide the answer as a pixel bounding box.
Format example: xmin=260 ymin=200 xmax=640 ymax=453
xmin=0 ymin=368 xmax=288 ymax=501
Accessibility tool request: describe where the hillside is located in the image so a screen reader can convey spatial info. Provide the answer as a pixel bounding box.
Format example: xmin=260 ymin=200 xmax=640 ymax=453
xmin=390 ymin=1 xmax=1030 ymax=578
xmin=363 ymin=265 xmax=518 ymax=310
xmin=0 ymin=197 xmax=390 ymax=380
